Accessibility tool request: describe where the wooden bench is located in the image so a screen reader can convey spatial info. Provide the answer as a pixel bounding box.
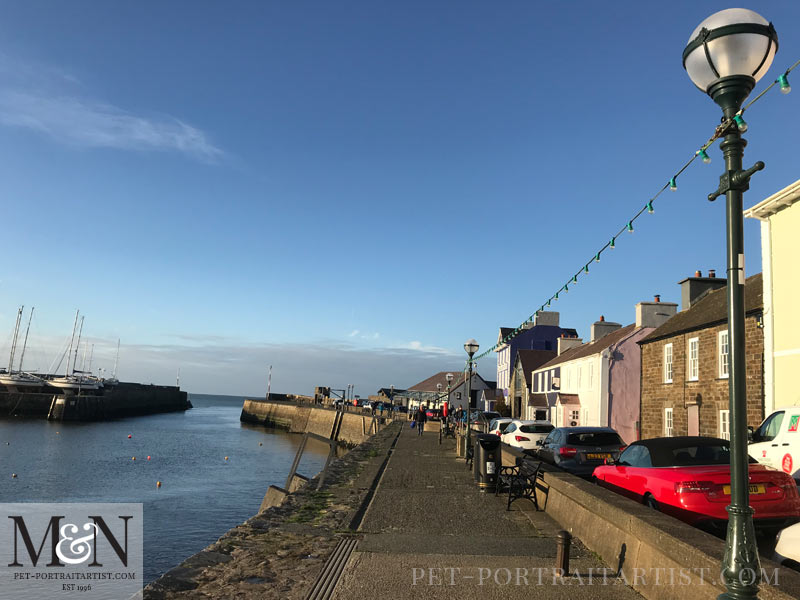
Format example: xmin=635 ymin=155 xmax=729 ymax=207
xmin=495 ymin=458 xmax=542 ymax=511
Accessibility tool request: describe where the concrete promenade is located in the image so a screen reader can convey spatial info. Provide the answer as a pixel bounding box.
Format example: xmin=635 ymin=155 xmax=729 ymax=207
xmin=331 ymin=423 xmax=642 ymax=599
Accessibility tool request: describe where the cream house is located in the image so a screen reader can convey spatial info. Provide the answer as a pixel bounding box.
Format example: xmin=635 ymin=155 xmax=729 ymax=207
xmin=745 ymin=179 xmax=800 ymax=413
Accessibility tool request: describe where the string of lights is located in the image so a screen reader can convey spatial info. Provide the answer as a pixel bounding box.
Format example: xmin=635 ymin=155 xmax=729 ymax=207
xmin=466 ymin=61 xmax=797 ymax=365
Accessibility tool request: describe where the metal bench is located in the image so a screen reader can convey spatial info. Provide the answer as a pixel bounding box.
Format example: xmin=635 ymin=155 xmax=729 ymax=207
xmin=496 ymin=458 xmax=542 ymax=511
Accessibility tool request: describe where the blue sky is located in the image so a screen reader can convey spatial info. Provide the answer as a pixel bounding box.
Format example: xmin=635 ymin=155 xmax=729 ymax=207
xmin=1 ymin=2 xmax=798 ymax=396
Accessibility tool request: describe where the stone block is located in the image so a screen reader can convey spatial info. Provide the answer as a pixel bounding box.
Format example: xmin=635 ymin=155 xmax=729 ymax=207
xmin=258 ymin=485 xmax=288 ymax=513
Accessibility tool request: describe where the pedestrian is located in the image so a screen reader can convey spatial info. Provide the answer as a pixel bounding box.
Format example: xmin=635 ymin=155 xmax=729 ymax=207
xmin=415 ymin=404 xmax=427 ymax=436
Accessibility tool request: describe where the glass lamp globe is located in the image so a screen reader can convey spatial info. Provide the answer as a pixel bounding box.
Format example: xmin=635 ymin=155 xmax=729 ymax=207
xmin=683 ymin=8 xmax=778 ymax=94
xmin=463 ymin=339 xmax=479 ymax=356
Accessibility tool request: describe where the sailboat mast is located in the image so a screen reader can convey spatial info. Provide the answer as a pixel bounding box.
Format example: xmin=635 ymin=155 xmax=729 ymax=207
xmin=65 ymin=310 xmax=79 ymax=376
xmin=17 ymin=307 xmax=34 ymax=373
xmin=73 ymin=316 xmax=84 ymax=375
xmin=8 ymin=306 xmax=22 ymax=374
xmin=88 ymin=344 xmax=94 ymax=373
xmin=112 ymin=339 xmax=120 ymax=379
xmin=81 ymin=340 xmax=88 ymax=372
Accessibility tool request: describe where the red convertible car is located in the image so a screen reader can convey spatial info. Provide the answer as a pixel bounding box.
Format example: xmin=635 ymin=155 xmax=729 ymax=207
xmin=593 ymin=437 xmax=800 ymax=533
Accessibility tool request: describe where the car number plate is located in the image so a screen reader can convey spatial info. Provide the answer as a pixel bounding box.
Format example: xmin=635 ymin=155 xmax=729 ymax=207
xmin=722 ymin=484 xmax=766 ymax=495
xmin=586 ymin=453 xmax=611 ymax=460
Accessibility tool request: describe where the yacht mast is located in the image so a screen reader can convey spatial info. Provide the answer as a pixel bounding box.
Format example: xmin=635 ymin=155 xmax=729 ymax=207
xmin=7 ymin=306 xmax=23 ymax=374
xmin=65 ymin=310 xmax=79 ymax=376
xmin=112 ymin=339 xmax=120 ymax=379
xmin=17 ymin=307 xmax=34 ymax=373
xmin=72 ymin=316 xmax=84 ymax=375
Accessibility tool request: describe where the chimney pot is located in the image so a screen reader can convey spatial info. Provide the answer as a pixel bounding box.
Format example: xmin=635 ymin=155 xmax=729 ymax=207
xmin=708 ymin=269 xmax=716 ymax=278
xmin=599 ymin=315 xmax=605 ymax=322
xmin=695 ymin=270 xmax=702 ymax=277
xmin=654 ymin=294 xmax=661 ymax=303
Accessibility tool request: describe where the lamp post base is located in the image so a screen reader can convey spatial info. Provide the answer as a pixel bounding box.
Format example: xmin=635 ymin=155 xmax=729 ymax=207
xmin=718 ymin=506 xmax=760 ymax=600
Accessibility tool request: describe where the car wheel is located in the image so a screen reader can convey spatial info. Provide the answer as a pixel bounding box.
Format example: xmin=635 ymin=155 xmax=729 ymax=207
xmin=644 ymin=494 xmax=659 ymax=511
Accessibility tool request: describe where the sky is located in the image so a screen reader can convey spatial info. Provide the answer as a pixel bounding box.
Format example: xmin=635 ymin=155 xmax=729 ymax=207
xmin=1 ymin=1 xmax=798 ymax=397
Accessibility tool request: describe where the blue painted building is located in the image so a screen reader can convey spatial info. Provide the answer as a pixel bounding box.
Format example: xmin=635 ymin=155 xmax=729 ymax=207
xmin=495 ymin=311 xmax=578 ymax=402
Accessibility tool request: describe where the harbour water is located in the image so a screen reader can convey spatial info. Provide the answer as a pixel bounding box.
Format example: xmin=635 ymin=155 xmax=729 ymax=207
xmin=0 ymin=393 xmax=329 ymax=583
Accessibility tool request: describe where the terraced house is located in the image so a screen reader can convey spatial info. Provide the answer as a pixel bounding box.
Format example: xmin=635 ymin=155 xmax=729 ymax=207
xmin=530 ymin=298 xmax=676 ymax=444
xmin=638 ymin=272 xmax=764 ymax=440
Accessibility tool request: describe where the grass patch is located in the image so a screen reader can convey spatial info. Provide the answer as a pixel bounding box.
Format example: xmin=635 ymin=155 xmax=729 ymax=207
xmin=287 ymin=491 xmax=333 ymax=523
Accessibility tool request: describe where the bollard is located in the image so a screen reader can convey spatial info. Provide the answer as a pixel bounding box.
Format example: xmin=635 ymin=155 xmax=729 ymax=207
xmin=555 ymin=530 xmax=571 ymax=576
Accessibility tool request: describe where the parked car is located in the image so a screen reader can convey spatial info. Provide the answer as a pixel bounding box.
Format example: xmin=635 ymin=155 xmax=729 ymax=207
xmin=593 ymin=436 xmax=800 ymax=534
xmin=425 ymin=408 xmax=442 ymax=421
xmin=536 ymin=427 xmax=626 ymax=478
xmin=501 ymin=420 xmax=554 ymax=453
xmin=774 ymin=522 xmax=800 ymax=569
xmin=469 ymin=410 xmax=501 ymax=430
xmin=749 ymin=406 xmax=800 ymax=483
xmin=488 ymin=418 xmax=513 ymax=437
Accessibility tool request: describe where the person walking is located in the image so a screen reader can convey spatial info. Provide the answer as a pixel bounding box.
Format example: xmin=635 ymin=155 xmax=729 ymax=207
xmin=415 ymin=404 xmax=427 ymax=436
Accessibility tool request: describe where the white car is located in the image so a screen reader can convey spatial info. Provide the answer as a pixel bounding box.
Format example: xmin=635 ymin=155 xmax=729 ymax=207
xmin=488 ymin=418 xmax=513 ymax=437
xmin=774 ymin=522 xmax=800 ymax=569
xmin=501 ymin=420 xmax=554 ymax=453
xmin=749 ymin=406 xmax=800 ymax=483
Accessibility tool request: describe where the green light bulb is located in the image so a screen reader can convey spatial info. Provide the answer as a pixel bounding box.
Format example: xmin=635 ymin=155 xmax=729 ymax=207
xmin=733 ymin=114 xmax=748 ymax=132
xmin=647 ymin=201 xmax=654 ymax=214
xmin=697 ymin=149 xmax=711 ymax=164
xmin=610 ymin=237 xmax=616 ymax=249
xmin=627 ymin=221 xmax=634 ymax=233
xmin=778 ymin=74 xmax=791 ymax=94
xmin=669 ymin=178 xmax=677 ymax=192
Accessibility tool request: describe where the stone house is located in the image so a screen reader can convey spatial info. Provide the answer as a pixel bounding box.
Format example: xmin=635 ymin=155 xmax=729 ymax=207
xmin=531 ymin=299 xmax=677 ymax=444
xmin=494 ymin=312 xmax=578 ymax=402
xmin=745 ymin=179 xmax=800 ymax=413
xmin=638 ymin=272 xmax=764 ymax=440
xmin=507 ymin=349 xmax=556 ymax=421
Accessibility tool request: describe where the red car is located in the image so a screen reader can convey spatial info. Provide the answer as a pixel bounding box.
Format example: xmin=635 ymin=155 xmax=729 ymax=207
xmin=593 ymin=436 xmax=800 ymax=533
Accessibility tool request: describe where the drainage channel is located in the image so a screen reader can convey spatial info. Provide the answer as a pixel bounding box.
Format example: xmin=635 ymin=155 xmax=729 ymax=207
xmin=304 ymin=424 xmax=403 ymax=600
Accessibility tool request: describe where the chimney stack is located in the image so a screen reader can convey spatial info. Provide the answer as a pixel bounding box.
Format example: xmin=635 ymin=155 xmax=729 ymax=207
xmin=591 ymin=317 xmax=622 ymax=342
xmin=533 ymin=311 xmax=560 ymax=327
xmin=708 ymin=269 xmax=716 ymax=278
xmin=636 ymin=298 xmax=678 ymax=329
xmin=679 ymin=270 xmax=727 ymax=311
xmin=557 ymin=337 xmax=583 ymax=356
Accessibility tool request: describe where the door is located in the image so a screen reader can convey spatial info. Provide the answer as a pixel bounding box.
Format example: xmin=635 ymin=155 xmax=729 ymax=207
xmin=687 ymin=405 xmax=699 ymax=436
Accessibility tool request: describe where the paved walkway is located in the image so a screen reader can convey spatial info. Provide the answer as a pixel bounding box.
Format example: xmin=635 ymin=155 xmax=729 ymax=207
xmin=331 ymin=424 xmax=642 ymax=599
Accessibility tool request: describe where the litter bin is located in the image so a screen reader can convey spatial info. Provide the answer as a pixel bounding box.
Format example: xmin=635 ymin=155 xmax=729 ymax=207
xmin=473 ymin=433 xmax=501 ymax=492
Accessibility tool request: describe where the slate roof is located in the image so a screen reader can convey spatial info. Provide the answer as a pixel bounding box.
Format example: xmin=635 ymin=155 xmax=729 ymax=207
xmin=536 ymin=324 xmax=638 ymax=370
xmin=639 ymin=273 xmax=762 ymax=344
xmin=516 ymin=349 xmax=558 ymax=386
xmin=408 ymin=370 xmax=481 ymax=392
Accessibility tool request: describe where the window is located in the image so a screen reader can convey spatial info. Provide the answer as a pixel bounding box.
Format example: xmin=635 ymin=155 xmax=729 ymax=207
xmin=688 ymin=338 xmax=699 ymax=381
xmin=753 ymin=411 xmax=785 ymax=443
xmin=664 ymin=343 xmax=673 ymax=383
xmin=569 ymin=410 xmax=580 ymax=424
xmin=589 ymin=362 xmax=594 ymax=388
xmin=718 ymin=330 xmax=729 ymax=378
xmin=664 ymin=407 xmax=674 ymax=437
xmin=719 ymin=410 xmax=730 ymax=440
xmin=578 ymin=366 xmax=582 ymax=389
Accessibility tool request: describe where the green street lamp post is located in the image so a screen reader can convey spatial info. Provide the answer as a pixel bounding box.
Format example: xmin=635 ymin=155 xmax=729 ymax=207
xmin=464 ymin=339 xmax=479 ymax=461
xmin=437 ymin=383 xmax=442 ymax=411
xmin=446 ymin=372 xmax=454 ymax=420
xmin=683 ymin=8 xmax=778 ymax=599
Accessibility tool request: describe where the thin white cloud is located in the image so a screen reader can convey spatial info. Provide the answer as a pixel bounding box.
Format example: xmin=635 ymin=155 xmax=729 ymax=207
xmin=0 ymin=92 xmax=223 ymax=161
xmin=396 ymin=340 xmax=457 ymax=355
xmin=348 ymin=329 xmax=360 ymax=337
xmin=0 ymin=54 xmax=222 ymax=162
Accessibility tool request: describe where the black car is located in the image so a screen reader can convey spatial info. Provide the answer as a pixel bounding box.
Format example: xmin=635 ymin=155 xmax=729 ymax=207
xmin=535 ymin=427 xmax=626 ymax=478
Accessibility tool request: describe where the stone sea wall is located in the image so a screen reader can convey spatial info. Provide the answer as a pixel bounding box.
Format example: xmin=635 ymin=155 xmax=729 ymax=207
xmin=240 ymin=399 xmax=387 ymax=447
